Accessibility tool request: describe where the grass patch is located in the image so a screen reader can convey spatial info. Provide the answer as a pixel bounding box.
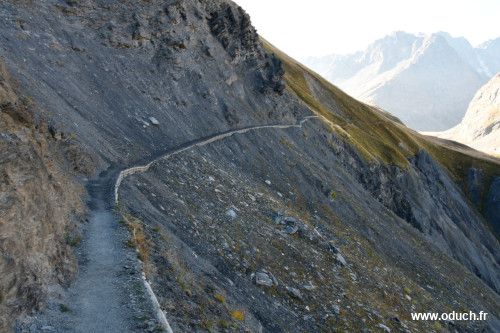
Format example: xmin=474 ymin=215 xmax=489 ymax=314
xmin=121 ymin=213 xmax=149 ymax=264
xmin=230 ymin=310 xmax=245 ymax=321
xmin=214 ymin=293 xmax=226 ymax=303
xmin=262 ymin=38 xmax=419 ymax=168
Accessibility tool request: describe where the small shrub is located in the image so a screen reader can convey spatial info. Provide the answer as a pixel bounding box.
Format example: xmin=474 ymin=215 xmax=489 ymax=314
xmin=214 ymin=293 xmax=225 ymax=303
xmin=230 ymin=310 xmax=245 ymax=321
xmin=125 ymin=239 xmax=135 ymax=248
xmin=122 ymin=214 xmax=149 ymax=263
xmin=200 ymin=318 xmax=214 ymax=330
xmin=330 ymin=191 xmax=337 ymax=200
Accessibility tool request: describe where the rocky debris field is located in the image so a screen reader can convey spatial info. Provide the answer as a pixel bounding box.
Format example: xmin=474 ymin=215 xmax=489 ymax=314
xmin=120 ymin=123 xmax=499 ymax=332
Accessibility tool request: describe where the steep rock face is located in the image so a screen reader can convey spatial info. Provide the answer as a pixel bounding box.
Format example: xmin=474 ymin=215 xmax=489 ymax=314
xmin=0 ymin=1 xmax=499 ymax=332
xmin=207 ymin=2 xmax=285 ymax=93
xmin=0 ymin=61 xmax=90 ymax=331
xmin=304 ymin=32 xmax=499 ymax=131
xmin=354 ymin=151 xmax=500 ymax=291
xmin=486 ymin=177 xmax=500 ymax=234
xmin=434 ymin=73 xmax=500 ymax=156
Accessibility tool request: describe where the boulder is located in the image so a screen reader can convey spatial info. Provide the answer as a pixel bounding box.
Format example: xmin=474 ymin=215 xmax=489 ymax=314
xmin=253 ymin=270 xmax=278 ymax=287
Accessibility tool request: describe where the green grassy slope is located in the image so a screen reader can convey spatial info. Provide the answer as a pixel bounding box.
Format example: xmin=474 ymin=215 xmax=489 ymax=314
xmin=262 ymin=38 xmax=500 ymax=213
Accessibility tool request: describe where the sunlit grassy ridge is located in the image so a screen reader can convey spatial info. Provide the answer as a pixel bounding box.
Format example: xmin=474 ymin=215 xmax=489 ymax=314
xmin=262 ymin=38 xmax=500 ymax=209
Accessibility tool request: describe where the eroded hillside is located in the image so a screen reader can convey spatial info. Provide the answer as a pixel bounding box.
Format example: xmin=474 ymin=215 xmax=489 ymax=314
xmin=0 ymin=60 xmax=92 ymax=331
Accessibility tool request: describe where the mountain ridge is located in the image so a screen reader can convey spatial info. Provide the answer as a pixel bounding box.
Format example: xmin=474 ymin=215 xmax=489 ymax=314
xmin=304 ymin=31 xmax=500 ymax=131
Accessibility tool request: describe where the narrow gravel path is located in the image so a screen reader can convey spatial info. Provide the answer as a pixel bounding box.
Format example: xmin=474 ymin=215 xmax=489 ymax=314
xmin=115 ymin=116 xmax=319 ymax=331
xmin=115 ymin=116 xmax=319 ymax=203
xmin=21 ymin=168 xmax=158 ymax=333
xmin=24 ymin=116 xmax=319 ymax=333
xmin=67 ymin=210 xmax=132 ymax=333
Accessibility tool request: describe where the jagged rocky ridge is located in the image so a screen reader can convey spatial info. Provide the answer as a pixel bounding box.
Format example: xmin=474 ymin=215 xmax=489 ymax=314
xmin=0 ymin=0 xmax=499 ymax=332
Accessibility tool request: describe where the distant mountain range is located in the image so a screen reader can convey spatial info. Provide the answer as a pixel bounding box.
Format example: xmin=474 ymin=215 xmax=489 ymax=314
xmin=304 ymin=32 xmax=500 ymax=131
xmin=429 ymin=73 xmax=500 ymax=156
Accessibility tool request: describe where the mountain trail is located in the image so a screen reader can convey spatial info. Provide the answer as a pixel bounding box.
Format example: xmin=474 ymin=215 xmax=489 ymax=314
xmin=23 ymin=116 xmax=319 ymax=333
xmin=114 ymin=115 xmax=319 ymax=332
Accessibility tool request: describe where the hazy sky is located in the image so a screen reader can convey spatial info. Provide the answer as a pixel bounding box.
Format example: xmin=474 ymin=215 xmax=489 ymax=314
xmin=233 ymin=0 xmax=500 ymax=59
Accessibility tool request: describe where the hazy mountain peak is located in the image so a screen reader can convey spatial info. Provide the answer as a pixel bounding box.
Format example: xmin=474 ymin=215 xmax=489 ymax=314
xmin=434 ymin=73 xmax=500 ymax=156
xmin=304 ymin=31 xmax=499 ymax=131
xmin=478 ymin=37 xmax=500 ymax=49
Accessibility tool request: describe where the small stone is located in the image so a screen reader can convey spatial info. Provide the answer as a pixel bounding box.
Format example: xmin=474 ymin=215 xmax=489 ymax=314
xmin=225 ymin=209 xmax=237 ymax=219
xmin=286 ymin=286 xmax=303 ymax=299
xmin=332 ymin=305 xmax=340 ymax=315
xmin=405 ymin=294 xmax=412 ymax=301
xmin=148 ymin=117 xmax=160 ymax=125
xmin=335 ymin=253 xmax=347 ymax=266
xmin=285 ymin=224 xmax=299 ymax=234
xmin=328 ymin=241 xmax=339 ymax=253
xmin=302 ymin=281 xmax=316 ymax=291
xmin=377 ymin=323 xmax=391 ymax=332
xmin=208 ymin=176 xmax=215 ymax=182
xmin=284 ymin=216 xmax=298 ymax=224
xmin=265 ymin=180 xmax=271 ymax=185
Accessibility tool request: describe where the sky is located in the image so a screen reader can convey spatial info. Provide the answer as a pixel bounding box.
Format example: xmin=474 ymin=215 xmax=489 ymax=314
xmin=233 ymin=0 xmax=500 ymax=59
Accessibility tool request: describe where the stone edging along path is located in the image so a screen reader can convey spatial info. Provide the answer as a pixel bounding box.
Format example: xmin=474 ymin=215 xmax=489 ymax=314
xmin=113 ymin=115 xmax=319 ymax=332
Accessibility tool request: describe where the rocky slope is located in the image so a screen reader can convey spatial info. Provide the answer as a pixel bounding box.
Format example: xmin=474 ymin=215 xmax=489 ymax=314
xmin=304 ymin=32 xmax=500 ymax=131
xmin=431 ymin=73 xmax=500 ymax=156
xmin=0 ymin=60 xmax=91 ymax=332
xmin=0 ymin=1 xmax=499 ymax=332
